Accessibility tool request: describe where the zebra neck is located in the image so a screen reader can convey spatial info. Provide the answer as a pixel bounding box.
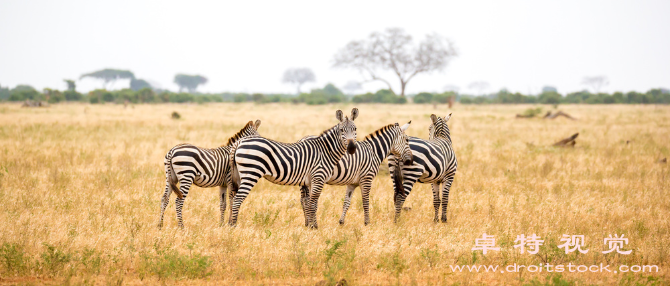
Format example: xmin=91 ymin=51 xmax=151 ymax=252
xmin=315 ymin=125 xmax=347 ymax=165
xmin=364 ymin=128 xmax=395 ymax=164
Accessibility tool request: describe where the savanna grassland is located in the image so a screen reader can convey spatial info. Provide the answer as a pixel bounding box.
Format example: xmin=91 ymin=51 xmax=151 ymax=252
xmin=0 ymin=102 xmax=668 ymax=285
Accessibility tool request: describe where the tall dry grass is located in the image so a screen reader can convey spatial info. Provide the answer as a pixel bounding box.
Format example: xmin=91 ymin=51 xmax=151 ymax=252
xmin=0 ymin=103 xmax=668 ymax=285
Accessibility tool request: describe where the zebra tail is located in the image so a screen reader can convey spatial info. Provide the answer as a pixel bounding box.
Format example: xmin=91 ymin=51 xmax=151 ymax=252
xmin=229 ymin=143 xmax=241 ymax=192
xmin=393 ymin=161 xmax=404 ymax=197
xmin=166 ymin=148 xmax=183 ymax=199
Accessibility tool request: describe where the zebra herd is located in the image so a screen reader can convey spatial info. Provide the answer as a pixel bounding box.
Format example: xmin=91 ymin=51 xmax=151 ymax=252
xmin=158 ymin=108 xmax=457 ymax=229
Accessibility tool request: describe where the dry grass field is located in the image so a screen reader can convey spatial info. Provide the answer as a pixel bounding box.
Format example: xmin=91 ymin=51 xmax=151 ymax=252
xmin=0 ymin=102 xmax=668 ymax=285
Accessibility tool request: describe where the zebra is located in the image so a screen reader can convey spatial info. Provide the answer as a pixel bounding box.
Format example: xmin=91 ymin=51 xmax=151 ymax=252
xmin=388 ymin=113 xmax=457 ymax=223
xmin=298 ymin=121 xmax=413 ymax=225
xmin=158 ymin=120 xmax=261 ymax=229
xmin=228 ymin=108 xmax=359 ymax=228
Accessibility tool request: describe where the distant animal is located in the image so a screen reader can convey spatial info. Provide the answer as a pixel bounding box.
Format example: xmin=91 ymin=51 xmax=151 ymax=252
xmin=171 ymin=111 xmax=181 ymax=119
xmin=158 ymin=120 xmax=261 ymax=229
xmin=228 ymin=108 xmax=359 ymax=228
xmin=298 ymin=121 xmax=413 ymax=225
xmin=389 ymin=113 xmax=457 ymax=223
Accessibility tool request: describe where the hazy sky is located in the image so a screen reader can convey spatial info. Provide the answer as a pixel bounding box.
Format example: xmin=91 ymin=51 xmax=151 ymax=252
xmin=1 ymin=0 xmax=669 ymax=95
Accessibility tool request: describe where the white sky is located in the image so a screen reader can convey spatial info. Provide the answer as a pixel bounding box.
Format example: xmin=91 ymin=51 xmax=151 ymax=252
xmin=1 ymin=0 xmax=669 ymax=95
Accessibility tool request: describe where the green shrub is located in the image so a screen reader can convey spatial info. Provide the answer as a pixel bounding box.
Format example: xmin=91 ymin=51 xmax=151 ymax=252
xmin=138 ymin=247 xmax=212 ymax=280
xmin=0 ymin=243 xmax=30 ymax=276
xmin=413 ymin=92 xmax=433 ymax=103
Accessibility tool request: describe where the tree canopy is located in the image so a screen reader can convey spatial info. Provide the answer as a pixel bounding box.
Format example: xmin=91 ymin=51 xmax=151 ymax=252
xmin=282 ymin=68 xmax=316 ymax=94
xmin=80 ymin=69 xmax=135 ymax=89
xmin=130 ymin=79 xmax=152 ymax=91
xmin=174 ymin=74 xmax=208 ymax=93
xmin=333 ymin=28 xmax=457 ymax=97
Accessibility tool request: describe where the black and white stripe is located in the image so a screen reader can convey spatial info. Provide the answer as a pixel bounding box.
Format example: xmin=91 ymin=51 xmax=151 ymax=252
xmin=389 ymin=113 xmax=457 ymax=223
xmin=228 ymin=108 xmax=359 ymax=228
xmin=158 ymin=120 xmax=261 ymax=228
xmin=298 ymin=122 xmax=413 ymax=225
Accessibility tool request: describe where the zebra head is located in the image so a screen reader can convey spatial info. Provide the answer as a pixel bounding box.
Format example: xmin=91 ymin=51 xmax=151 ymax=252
xmin=335 ymin=108 xmax=359 ymax=154
xmin=393 ymin=121 xmax=413 ymax=166
xmin=429 ymin=113 xmax=452 ymax=140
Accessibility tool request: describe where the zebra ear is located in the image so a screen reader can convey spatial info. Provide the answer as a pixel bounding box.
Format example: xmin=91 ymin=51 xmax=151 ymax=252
xmin=336 ymin=110 xmax=344 ymax=122
xmin=400 ymin=121 xmax=411 ymax=132
xmin=255 ymin=119 xmax=261 ymax=130
xmin=350 ymin=108 xmax=359 ymax=121
xmin=444 ymin=113 xmax=452 ymax=122
xmin=430 ymin=114 xmax=438 ymax=124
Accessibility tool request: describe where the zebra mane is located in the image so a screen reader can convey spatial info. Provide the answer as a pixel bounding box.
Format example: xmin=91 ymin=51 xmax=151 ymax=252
xmin=317 ymin=125 xmax=338 ymax=138
xmin=225 ymin=121 xmax=257 ymax=147
xmin=363 ymin=124 xmax=396 ymax=141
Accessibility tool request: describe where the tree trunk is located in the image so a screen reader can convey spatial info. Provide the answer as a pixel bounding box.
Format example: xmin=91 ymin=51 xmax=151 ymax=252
xmin=400 ymin=81 xmax=407 ymax=97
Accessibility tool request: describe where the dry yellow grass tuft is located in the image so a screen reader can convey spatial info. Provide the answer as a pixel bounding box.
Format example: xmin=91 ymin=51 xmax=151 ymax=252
xmin=0 ymin=103 xmax=668 ymax=284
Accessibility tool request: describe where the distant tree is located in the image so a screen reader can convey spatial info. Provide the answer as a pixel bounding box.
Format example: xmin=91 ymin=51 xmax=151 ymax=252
xmin=581 ymin=76 xmax=609 ymax=93
xmin=468 ymin=81 xmax=490 ymax=95
xmin=443 ymin=85 xmax=460 ymax=93
xmin=542 ymin=86 xmax=557 ymax=93
xmin=64 ymin=79 xmax=76 ymax=91
xmin=413 ymin=92 xmax=434 ymax=103
xmin=252 ymin=93 xmax=266 ymax=103
xmin=130 ymin=79 xmax=152 ymax=91
xmin=333 ymin=28 xmax=457 ymax=97
xmin=282 ymin=68 xmax=316 ymax=94
xmin=0 ymin=84 xmax=10 ymax=100
xmin=322 ymin=83 xmax=344 ymax=96
xmin=342 ymin=81 xmax=362 ymax=95
xmin=80 ymin=69 xmax=135 ymax=89
xmin=174 ymin=74 xmax=208 ymax=93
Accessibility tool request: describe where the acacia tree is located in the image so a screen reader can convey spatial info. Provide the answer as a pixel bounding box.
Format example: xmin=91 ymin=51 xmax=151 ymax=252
xmin=130 ymin=79 xmax=152 ymax=91
xmin=333 ymin=28 xmax=457 ymax=97
xmin=581 ymin=76 xmax=609 ymax=93
xmin=80 ymin=69 xmax=135 ymax=89
xmin=174 ymin=74 xmax=208 ymax=93
xmin=63 ymin=79 xmax=76 ymax=91
xmin=282 ymin=68 xmax=315 ymax=94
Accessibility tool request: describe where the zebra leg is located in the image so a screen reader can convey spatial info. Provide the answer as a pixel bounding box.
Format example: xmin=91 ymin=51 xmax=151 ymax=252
xmin=229 ymin=177 xmax=259 ymax=226
xmin=158 ymin=182 xmax=172 ymax=229
xmin=440 ymin=175 xmax=455 ymax=223
xmin=394 ymin=175 xmax=417 ymax=223
xmin=431 ymin=183 xmax=441 ymax=223
xmin=338 ymin=185 xmax=356 ymax=225
xmin=228 ymin=184 xmax=237 ymax=223
xmin=306 ymin=179 xmax=325 ymax=229
xmin=360 ymin=179 xmax=373 ymax=226
xmin=300 ymin=185 xmax=310 ymax=227
xmin=175 ymin=178 xmax=193 ymax=229
xmin=388 ymin=156 xmax=401 ymax=205
xmin=219 ymin=185 xmax=227 ymax=226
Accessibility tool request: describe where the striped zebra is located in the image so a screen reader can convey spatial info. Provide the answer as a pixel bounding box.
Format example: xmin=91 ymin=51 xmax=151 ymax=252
xmin=228 ymin=108 xmax=359 ymax=228
xmin=389 ymin=113 xmax=457 ymax=223
xmin=158 ymin=120 xmax=261 ymax=229
xmin=298 ymin=122 xmax=413 ymax=225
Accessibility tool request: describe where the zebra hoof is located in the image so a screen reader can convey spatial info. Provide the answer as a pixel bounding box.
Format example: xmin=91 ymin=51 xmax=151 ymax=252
xmin=338 ymin=219 xmax=345 ymax=225
xmin=441 ymin=216 xmax=448 ymax=223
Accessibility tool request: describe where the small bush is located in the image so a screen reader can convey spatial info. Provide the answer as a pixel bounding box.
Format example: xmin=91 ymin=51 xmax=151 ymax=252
xmin=40 ymin=243 xmax=73 ymax=276
xmin=521 ymin=107 xmax=543 ymax=117
xmin=0 ymin=243 xmax=30 ymax=276
xmin=419 ymin=245 xmax=440 ymax=268
xmin=138 ymin=247 xmax=212 ymax=280
xmin=253 ymin=209 xmax=279 ymax=226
